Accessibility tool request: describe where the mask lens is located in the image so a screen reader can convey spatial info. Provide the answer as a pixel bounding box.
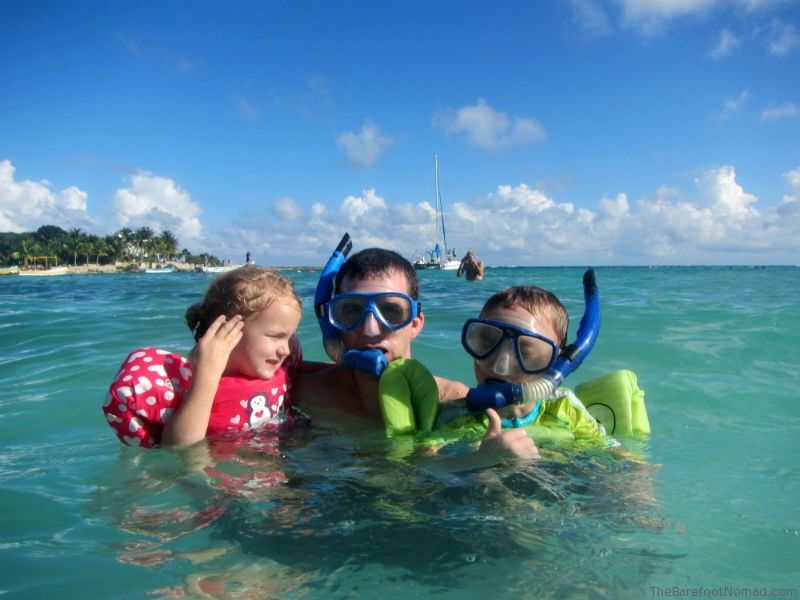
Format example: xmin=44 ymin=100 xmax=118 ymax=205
xmin=517 ymin=335 xmax=557 ymax=373
xmin=330 ymin=296 xmax=368 ymax=329
xmin=462 ymin=318 xmax=559 ymax=375
xmin=329 ymin=293 xmax=417 ymax=331
xmin=374 ymin=294 xmax=413 ymax=327
xmin=464 ymin=321 xmax=504 ymax=358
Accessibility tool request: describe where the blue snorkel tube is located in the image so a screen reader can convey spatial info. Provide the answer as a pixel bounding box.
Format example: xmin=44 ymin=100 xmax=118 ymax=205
xmin=465 ymin=268 xmax=601 ymax=413
xmin=314 ymin=233 xmax=389 ymax=377
xmin=314 ymin=232 xmax=352 ymax=364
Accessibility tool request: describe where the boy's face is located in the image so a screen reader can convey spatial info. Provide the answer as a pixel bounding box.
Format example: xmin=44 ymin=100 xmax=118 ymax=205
xmin=473 ymin=305 xmax=560 ymax=386
xmin=337 ymin=269 xmax=424 ymax=362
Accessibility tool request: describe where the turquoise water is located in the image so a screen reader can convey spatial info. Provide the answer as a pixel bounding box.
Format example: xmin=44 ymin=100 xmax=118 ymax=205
xmin=1 ymin=267 xmax=798 ymax=598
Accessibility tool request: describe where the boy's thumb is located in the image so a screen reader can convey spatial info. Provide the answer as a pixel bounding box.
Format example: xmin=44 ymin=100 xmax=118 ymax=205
xmin=485 ymin=408 xmax=502 ymax=436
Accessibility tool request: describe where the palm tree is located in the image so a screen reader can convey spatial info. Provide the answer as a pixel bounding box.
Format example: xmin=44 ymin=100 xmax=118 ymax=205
xmin=134 ymin=227 xmax=155 ymax=264
xmin=159 ymin=230 xmax=179 ymax=261
xmin=116 ymin=228 xmax=134 ymax=262
xmin=83 ymin=235 xmax=99 ymax=264
xmin=94 ymin=237 xmax=110 ymax=265
xmin=67 ymin=228 xmax=83 ymax=266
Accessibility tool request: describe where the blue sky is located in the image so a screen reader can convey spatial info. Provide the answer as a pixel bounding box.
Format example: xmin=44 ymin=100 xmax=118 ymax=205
xmin=1 ymin=0 xmax=799 ymax=266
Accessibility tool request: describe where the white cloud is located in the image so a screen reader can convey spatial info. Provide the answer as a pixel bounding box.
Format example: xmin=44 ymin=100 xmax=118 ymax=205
xmin=273 ymin=196 xmax=302 ymax=221
xmin=336 ymin=121 xmax=393 ymax=167
xmin=710 ymin=28 xmax=741 ymax=58
xmin=759 ymin=102 xmax=800 ymax=122
xmin=765 ymin=18 xmax=800 ymax=55
xmin=569 ymin=0 xmax=614 ymax=36
xmin=6 ymin=158 xmax=798 ymax=266
xmin=210 ymin=165 xmax=797 ymax=265
xmin=339 ymin=189 xmax=388 ymax=223
xmin=593 ymin=0 xmax=791 ymax=38
xmin=778 ymin=166 xmax=800 ymax=217
xmin=617 ymin=0 xmax=718 ymax=33
xmin=0 ymin=159 xmax=95 ymax=232
xmin=111 ymin=171 xmax=202 ymax=241
xmin=715 ymin=90 xmax=751 ymax=120
xmin=432 ymin=99 xmax=546 ymax=151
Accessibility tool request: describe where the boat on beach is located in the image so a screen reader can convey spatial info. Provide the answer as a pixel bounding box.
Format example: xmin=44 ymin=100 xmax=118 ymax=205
xmin=195 ymin=264 xmax=242 ymax=274
xmin=19 ymin=265 xmax=70 ymax=276
xmin=18 ymin=256 xmax=69 ymax=276
xmin=0 ymin=266 xmax=20 ymax=276
xmin=413 ymin=155 xmax=460 ymax=271
xmin=140 ymin=265 xmax=176 ymax=274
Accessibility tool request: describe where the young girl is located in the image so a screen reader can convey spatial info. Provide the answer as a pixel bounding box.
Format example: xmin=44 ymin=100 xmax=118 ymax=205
xmin=104 ymin=266 xmax=304 ymax=448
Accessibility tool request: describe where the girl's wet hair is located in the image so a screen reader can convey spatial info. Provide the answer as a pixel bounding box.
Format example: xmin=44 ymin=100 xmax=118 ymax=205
xmin=185 ymin=265 xmax=301 ymax=341
xmin=480 ymin=285 xmax=569 ymax=346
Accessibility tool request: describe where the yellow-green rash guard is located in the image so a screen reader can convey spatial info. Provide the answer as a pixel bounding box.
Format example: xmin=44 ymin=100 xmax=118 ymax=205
xmin=428 ymin=388 xmax=610 ymax=448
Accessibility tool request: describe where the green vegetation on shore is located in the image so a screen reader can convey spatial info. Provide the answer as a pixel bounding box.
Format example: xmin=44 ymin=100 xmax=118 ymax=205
xmin=0 ymin=225 xmax=223 ymax=268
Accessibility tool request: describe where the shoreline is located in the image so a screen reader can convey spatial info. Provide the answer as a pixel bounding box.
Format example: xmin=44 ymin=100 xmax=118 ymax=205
xmin=9 ymin=262 xmax=324 ymax=275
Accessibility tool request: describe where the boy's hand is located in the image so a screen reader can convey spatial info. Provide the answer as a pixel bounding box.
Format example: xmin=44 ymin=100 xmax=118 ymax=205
xmin=478 ymin=408 xmax=540 ymax=460
xmin=192 ymin=315 xmax=244 ymax=380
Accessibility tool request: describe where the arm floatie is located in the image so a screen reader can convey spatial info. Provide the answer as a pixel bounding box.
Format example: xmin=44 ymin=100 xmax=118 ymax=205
xmin=573 ymin=369 xmax=649 ymax=436
xmin=103 ymin=348 xmax=192 ymax=448
xmin=103 ymin=347 xmax=303 ymax=448
xmin=378 ymin=358 xmax=439 ymax=437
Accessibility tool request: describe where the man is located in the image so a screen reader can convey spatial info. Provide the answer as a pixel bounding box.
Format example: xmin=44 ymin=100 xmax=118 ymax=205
xmin=456 ymin=249 xmax=484 ymax=281
xmin=294 ymin=247 xmax=469 ymax=425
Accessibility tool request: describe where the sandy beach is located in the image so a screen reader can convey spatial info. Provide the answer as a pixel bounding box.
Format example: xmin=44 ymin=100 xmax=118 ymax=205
xmin=57 ymin=262 xmax=197 ymax=274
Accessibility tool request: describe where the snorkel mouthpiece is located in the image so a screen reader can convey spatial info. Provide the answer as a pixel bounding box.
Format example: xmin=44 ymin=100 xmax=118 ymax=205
xmin=343 ymin=348 xmax=389 ymax=377
xmin=315 ymin=233 xmax=353 ymax=363
xmin=465 ymin=269 xmax=601 ymax=415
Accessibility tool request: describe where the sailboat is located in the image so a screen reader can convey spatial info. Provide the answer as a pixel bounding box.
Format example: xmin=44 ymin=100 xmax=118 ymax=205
xmin=413 ymin=155 xmax=460 ymax=271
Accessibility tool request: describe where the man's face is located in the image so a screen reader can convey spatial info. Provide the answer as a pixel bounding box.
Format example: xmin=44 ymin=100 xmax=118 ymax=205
xmin=337 ymin=269 xmax=424 ymax=362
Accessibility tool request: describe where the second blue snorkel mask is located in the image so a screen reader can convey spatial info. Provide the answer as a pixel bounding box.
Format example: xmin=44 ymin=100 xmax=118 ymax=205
xmin=463 ymin=269 xmax=601 ymax=418
xmin=314 ymin=233 xmax=389 ymax=377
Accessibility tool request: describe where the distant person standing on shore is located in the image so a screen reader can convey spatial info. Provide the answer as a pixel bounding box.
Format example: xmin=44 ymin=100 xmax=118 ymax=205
xmin=245 ymin=251 xmax=252 ymax=265
xmin=457 ymin=249 xmax=484 ymax=281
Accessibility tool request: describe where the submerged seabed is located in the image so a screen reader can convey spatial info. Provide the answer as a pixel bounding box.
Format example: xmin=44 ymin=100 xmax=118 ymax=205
xmin=1 ymin=267 xmax=798 ymax=598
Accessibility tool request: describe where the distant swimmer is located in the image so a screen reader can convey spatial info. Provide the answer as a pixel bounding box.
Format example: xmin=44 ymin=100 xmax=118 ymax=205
xmin=457 ymin=249 xmax=485 ymax=281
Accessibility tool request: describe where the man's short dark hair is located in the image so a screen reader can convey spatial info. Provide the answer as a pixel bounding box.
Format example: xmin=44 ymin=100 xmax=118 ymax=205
xmin=334 ymin=248 xmax=420 ymax=299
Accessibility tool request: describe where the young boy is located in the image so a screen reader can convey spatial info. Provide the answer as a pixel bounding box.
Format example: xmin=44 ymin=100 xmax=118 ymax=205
xmin=436 ymin=284 xmax=609 ymax=467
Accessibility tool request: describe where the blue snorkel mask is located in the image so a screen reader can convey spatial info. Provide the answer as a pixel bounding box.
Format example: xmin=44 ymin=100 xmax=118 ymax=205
xmin=314 ymin=233 xmax=389 ymax=377
xmin=457 ymin=269 xmax=601 ymax=427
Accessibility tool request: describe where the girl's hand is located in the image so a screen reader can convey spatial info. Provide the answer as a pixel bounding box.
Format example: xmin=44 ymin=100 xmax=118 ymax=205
xmin=478 ymin=408 xmax=540 ymax=460
xmin=192 ymin=314 xmax=244 ymax=379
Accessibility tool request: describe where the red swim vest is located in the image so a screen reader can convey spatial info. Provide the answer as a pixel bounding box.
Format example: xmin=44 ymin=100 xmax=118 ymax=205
xmin=103 ymin=347 xmax=302 ymax=448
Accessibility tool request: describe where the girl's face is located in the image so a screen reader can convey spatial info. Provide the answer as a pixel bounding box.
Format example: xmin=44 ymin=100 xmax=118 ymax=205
xmin=225 ymin=297 xmax=302 ymax=379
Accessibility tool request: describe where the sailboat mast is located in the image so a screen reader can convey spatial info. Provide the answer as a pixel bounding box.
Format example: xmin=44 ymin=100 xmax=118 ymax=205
xmin=435 ymin=154 xmax=450 ymax=262
xmin=434 ymin=154 xmax=442 ymax=251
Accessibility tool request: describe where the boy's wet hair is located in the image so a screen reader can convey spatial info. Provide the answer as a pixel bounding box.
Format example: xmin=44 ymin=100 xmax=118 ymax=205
xmin=186 ymin=265 xmax=301 ymax=341
xmin=480 ymin=285 xmax=569 ymax=346
xmin=334 ymin=248 xmax=420 ymax=300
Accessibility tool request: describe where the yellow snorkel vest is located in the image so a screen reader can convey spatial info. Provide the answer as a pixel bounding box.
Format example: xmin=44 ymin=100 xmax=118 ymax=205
xmin=378 ymin=363 xmax=649 ymax=441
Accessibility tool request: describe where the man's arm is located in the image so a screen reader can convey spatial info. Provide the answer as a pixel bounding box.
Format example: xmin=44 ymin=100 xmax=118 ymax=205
xmin=434 ymin=375 xmax=470 ymax=402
